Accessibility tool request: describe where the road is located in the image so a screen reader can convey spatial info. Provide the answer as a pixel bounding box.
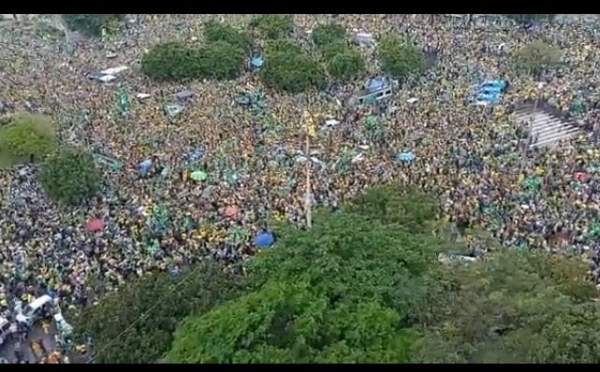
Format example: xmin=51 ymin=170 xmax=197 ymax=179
xmin=0 ymin=322 xmax=87 ymax=364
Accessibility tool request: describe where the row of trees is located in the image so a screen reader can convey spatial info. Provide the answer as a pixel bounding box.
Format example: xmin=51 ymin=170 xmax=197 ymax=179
xmin=141 ymin=16 xmax=426 ymax=93
xmin=75 ymin=187 xmax=600 ymax=363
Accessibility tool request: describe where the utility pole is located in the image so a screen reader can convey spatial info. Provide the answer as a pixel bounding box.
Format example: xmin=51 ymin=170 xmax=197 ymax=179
xmin=303 ymin=109 xmax=316 ymax=230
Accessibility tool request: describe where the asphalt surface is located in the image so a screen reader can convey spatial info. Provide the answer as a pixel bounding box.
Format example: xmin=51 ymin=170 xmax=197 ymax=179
xmin=0 ymin=322 xmax=87 ymax=363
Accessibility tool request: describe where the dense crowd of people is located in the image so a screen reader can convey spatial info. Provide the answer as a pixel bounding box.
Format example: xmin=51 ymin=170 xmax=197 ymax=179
xmin=2 ymin=15 xmax=600 ymax=351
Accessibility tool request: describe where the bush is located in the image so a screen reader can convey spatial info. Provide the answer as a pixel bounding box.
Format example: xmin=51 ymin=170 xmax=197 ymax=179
xmin=40 ymin=148 xmax=101 ymax=205
xmin=378 ymin=35 xmax=425 ymax=81
xmin=204 ymin=20 xmax=252 ymax=52
xmin=74 ymin=261 xmax=244 ymax=363
xmin=62 ymin=14 xmax=123 ymax=37
xmin=198 ymin=40 xmax=246 ymax=81
xmin=250 ymin=15 xmax=294 ymax=39
xmin=141 ymin=42 xmax=202 ymax=81
xmin=319 ymin=40 xmax=348 ymax=61
xmin=0 ymin=113 xmax=57 ymax=164
xmin=514 ymin=40 xmax=561 ymax=78
xmin=326 ymin=48 xmax=365 ymax=81
xmin=142 ymin=41 xmax=246 ymax=82
xmin=261 ymin=40 xmax=326 ymax=94
xmin=312 ymin=23 xmax=346 ymax=48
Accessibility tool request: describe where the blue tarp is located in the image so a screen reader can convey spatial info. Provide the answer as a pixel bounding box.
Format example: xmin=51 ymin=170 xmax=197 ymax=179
xmin=250 ymin=55 xmax=264 ymax=70
xmin=480 ymin=80 xmax=508 ymax=91
xmin=473 ymin=79 xmax=508 ymax=105
xmin=255 ymin=232 xmax=275 ymax=248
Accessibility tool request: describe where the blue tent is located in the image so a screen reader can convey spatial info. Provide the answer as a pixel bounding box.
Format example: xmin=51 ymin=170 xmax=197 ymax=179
xmin=255 ymin=231 xmax=275 ymax=248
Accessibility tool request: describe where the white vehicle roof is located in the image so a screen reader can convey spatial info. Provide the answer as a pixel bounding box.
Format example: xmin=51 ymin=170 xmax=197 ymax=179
xmin=27 ymin=295 xmax=53 ymax=311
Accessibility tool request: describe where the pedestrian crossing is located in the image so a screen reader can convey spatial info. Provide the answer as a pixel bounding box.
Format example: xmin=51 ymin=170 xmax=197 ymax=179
xmin=512 ymin=107 xmax=582 ymax=148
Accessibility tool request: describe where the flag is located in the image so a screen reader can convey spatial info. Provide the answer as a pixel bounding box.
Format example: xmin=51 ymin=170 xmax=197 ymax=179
xmin=304 ymin=110 xmax=317 ymax=138
xmin=117 ymin=87 xmax=131 ymax=116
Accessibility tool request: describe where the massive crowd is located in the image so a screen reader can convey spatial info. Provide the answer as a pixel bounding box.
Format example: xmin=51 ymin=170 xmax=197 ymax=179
xmin=2 ymin=14 xmax=600 ymax=330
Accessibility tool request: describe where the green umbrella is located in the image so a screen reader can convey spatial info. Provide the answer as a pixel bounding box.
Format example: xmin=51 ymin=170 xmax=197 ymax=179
xmin=522 ymin=176 xmax=542 ymax=191
xmin=147 ymin=239 xmax=161 ymax=255
xmin=190 ymin=170 xmax=208 ymax=182
xmin=588 ymin=222 xmax=600 ymax=240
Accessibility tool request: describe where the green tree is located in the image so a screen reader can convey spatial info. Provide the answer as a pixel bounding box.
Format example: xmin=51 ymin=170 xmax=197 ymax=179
xmin=142 ymin=40 xmax=246 ymax=82
xmin=415 ymin=250 xmax=600 ymax=363
xmin=74 ymin=261 xmax=244 ymax=364
xmin=326 ymin=48 xmax=365 ymax=81
xmin=141 ymin=42 xmax=202 ymax=81
xmin=166 ymin=187 xmax=447 ymax=363
xmin=62 ymin=14 xmax=123 ymax=37
xmin=312 ymin=23 xmax=346 ymax=48
xmin=250 ymin=15 xmax=294 ymax=39
xmin=261 ymin=40 xmax=326 ymax=93
xmin=378 ymin=35 xmax=425 ymax=81
xmin=198 ymin=40 xmax=246 ymax=80
xmin=514 ymin=40 xmax=562 ymax=78
xmin=505 ymin=14 xmax=555 ymax=24
xmin=204 ymin=20 xmax=253 ymax=52
xmin=40 ymin=148 xmax=102 ymax=205
xmin=0 ymin=113 xmax=57 ymax=164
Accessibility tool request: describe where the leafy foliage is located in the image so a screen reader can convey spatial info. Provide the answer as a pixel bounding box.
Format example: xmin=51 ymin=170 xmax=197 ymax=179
xmin=74 ymin=261 xmax=244 ymax=364
xmin=204 ymin=20 xmax=253 ymax=52
xmin=326 ymin=47 xmax=365 ymax=81
xmin=415 ymin=250 xmax=600 ymax=363
xmin=142 ymin=41 xmax=246 ymax=82
xmin=378 ymin=35 xmax=426 ymax=81
xmin=198 ymin=41 xmax=246 ymax=81
xmin=40 ymin=148 xmax=101 ymax=206
xmin=514 ymin=40 xmax=562 ymax=77
xmin=141 ymin=42 xmax=202 ymax=81
xmin=261 ymin=40 xmax=326 ymax=93
xmin=0 ymin=113 xmax=57 ymax=164
xmin=62 ymin=14 xmax=124 ymax=37
xmin=505 ymin=14 xmax=555 ymax=24
xmin=312 ymin=24 xmax=346 ymax=47
xmin=250 ymin=15 xmax=294 ymax=39
xmin=166 ymin=187 xmax=446 ymax=363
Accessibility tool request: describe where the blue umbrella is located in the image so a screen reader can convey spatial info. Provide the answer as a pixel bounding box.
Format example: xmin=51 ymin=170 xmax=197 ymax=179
xmin=255 ymin=232 xmax=275 ymax=248
xmin=138 ymin=159 xmax=153 ymax=176
xmin=397 ymin=152 xmax=415 ymax=163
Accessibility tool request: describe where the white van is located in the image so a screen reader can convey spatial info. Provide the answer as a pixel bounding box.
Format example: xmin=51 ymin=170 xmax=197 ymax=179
xmin=16 ymin=295 xmax=56 ymax=326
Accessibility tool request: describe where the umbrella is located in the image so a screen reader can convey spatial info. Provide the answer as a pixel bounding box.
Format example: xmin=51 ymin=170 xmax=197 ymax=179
xmin=573 ymin=172 xmax=590 ymax=183
xmin=522 ymin=176 xmax=542 ymax=191
xmin=86 ymin=219 xmax=105 ymax=232
xmin=224 ymin=206 xmax=240 ymax=219
xmin=190 ymin=170 xmax=208 ymax=182
xmin=255 ymin=232 xmax=275 ymax=248
xmin=138 ymin=159 xmax=153 ymax=177
xmin=397 ymin=152 xmax=416 ymax=163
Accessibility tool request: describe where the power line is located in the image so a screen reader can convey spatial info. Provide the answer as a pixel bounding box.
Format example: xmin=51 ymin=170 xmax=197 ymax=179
xmin=86 ymin=262 xmax=220 ymax=363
